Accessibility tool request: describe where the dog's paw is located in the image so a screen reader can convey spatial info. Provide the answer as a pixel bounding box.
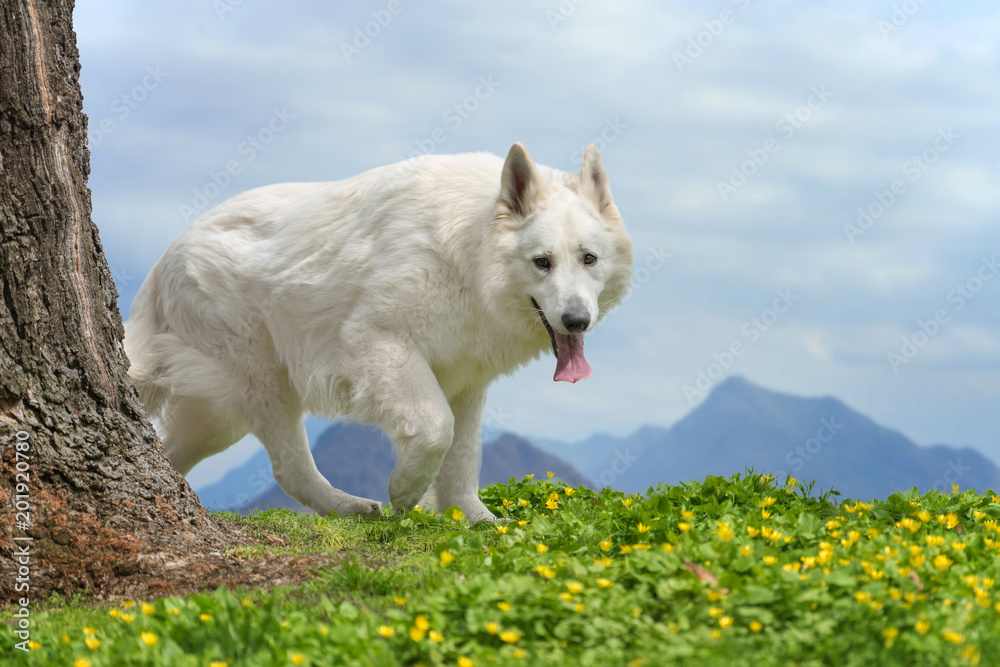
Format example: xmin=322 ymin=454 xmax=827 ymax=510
xmin=335 ymin=495 xmax=382 ymax=517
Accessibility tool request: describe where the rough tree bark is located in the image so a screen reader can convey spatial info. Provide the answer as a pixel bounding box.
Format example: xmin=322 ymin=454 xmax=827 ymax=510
xmin=0 ymin=0 xmax=239 ymax=602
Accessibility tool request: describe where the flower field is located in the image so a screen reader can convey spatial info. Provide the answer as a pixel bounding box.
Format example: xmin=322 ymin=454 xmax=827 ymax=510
xmin=4 ymin=472 xmax=1000 ymax=665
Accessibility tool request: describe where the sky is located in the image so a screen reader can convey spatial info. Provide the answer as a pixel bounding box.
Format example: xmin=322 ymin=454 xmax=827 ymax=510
xmin=73 ymin=1 xmax=999 ymax=488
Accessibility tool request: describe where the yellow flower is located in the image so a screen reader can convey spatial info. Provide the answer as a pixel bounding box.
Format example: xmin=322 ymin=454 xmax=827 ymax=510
xmin=140 ymin=632 xmax=157 ymax=646
xmin=75 ymin=660 xmax=91 ymax=667
xmin=210 ymin=663 xmax=228 ymax=667
xmin=409 ymin=626 xmax=426 ymax=642
xmin=620 ymin=545 xmax=633 ymax=554
xmin=547 ymin=471 xmax=555 ymax=478
xmin=595 ymin=556 xmax=613 ymax=566
xmin=485 ymin=622 xmax=500 ymax=635
xmin=122 ymin=614 xmax=135 ymax=623
xmin=883 ymin=627 xmax=899 ymax=646
xmin=141 ymin=602 xmax=155 ymax=615
xmin=719 ymin=616 xmax=733 ymax=628
xmin=451 ymin=508 xmax=464 ymax=521
xmin=394 ymin=596 xmax=407 ymax=606
xmin=498 ymin=601 xmax=511 ymax=611
xmin=925 ymin=535 xmax=944 ymax=547
xmin=108 ymin=609 xmax=120 ymax=618
xmin=621 ymin=498 xmax=632 ymax=507
xmin=84 ymin=628 xmax=96 ymax=636
xmin=440 ymin=551 xmax=455 ymax=566
xmin=167 ymin=608 xmax=180 ymax=615
xmin=574 ymin=602 xmax=585 ymax=612
xmin=62 ymin=635 xmax=70 ymax=644
xmin=761 ymin=509 xmax=772 ymax=519
xmin=536 ymin=543 xmax=548 ymax=554
xmin=567 ymin=581 xmax=584 ymax=594
xmin=377 ymin=625 xmax=395 ymax=638
xmin=944 ymin=513 xmax=959 ymax=529
xmin=290 ymin=654 xmax=306 ymax=665
xmin=632 ymin=543 xmax=651 ymax=551
xmin=975 ymin=510 xmax=987 ymax=520
xmin=749 ymin=621 xmax=763 ymax=632
xmin=429 ymin=630 xmax=444 ymax=643
xmin=680 ymin=510 xmax=694 ymax=520
xmin=708 ymin=607 xmax=724 ymax=618
xmin=707 ymin=589 xmax=725 ymax=602
xmin=747 ymin=526 xmax=760 ymax=537
xmin=535 ymin=565 xmax=556 ymax=578
xmin=914 ymin=510 xmax=931 ymax=523
xmin=559 ymin=592 xmax=574 ymax=602
xmin=123 ymin=600 xmax=135 ymax=608
xmin=513 ymin=648 xmax=526 ymax=658
xmin=944 ymin=631 xmax=963 ymax=644
xmin=758 ymin=497 xmax=777 ymax=507
xmin=500 ymin=630 xmax=522 ymax=643
xmin=962 ymin=646 xmax=980 ymax=665
xmin=933 ymin=554 xmax=953 ymax=570
xmin=564 ymin=487 xmax=575 ymax=496
xmin=915 ymin=619 xmax=930 ymax=634
xmin=85 ymin=637 xmax=100 ymax=651
xmin=414 ymin=615 xmax=429 ymax=631
xmin=518 ymin=520 xmax=528 ymax=526
xmin=597 ymin=578 xmax=614 ymax=589
xmin=854 ymin=592 xmax=872 ymax=604
xmin=200 ymin=613 xmax=212 ymax=622
xmin=715 ymin=521 xmax=734 ymax=542
xmin=524 ymin=474 xmax=534 ymax=480
xmin=637 ymin=522 xmax=650 ymax=533
xmin=459 ymin=658 xmax=475 ymax=667
xmin=28 ymin=641 xmax=40 ymax=650
xmin=763 ymin=555 xmax=778 ymax=566
xmin=599 ymin=538 xmax=613 ymax=551
xmin=710 ymin=630 xmax=721 ymax=640
xmin=497 ymin=525 xmax=508 ymax=534
xmin=951 ymin=541 xmax=966 ymax=551
xmin=546 ymin=498 xmax=559 ymax=510
xmin=678 ymin=522 xmax=691 ymax=532
xmin=661 ymin=542 xmax=675 ymax=553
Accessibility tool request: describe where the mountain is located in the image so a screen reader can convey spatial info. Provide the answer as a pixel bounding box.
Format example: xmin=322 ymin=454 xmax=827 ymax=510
xmin=540 ymin=377 xmax=1000 ymax=501
xmin=237 ymin=423 xmax=591 ymax=513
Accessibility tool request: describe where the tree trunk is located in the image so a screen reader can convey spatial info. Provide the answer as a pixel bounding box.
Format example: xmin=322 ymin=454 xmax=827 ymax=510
xmin=0 ymin=0 xmax=234 ymax=602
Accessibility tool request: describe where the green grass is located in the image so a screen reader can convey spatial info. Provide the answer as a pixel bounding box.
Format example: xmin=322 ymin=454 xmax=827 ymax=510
xmin=5 ymin=473 xmax=1000 ymax=666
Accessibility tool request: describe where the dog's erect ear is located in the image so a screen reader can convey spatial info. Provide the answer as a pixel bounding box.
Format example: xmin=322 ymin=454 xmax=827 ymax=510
xmin=580 ymin=144 xmax=616 ymax=217
xmin=499 ymin=142 xmax=540 ymax=218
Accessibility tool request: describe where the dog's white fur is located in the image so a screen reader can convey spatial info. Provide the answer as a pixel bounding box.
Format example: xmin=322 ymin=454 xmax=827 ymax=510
xmin=124 ymin=143 xmax=633 ymax=522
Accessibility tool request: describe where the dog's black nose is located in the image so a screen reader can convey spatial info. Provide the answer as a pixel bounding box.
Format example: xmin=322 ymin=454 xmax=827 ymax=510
xmin=562 ymin=305 xmax=591 ymax=333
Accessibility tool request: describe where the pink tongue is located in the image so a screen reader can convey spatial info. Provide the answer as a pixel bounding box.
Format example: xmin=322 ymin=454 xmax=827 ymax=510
xmin=553 ymin=332 xmax=593 ymax=383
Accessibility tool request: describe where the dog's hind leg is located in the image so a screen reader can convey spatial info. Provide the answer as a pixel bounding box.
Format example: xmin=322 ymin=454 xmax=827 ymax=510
xmin=159 ymin=397 xmax=248 ymax=475
xmin=432 ymin=387 xmax=496 ymax=523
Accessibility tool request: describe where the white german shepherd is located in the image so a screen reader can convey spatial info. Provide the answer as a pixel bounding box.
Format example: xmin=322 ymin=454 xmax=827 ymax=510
xmin=125 ymin=143 xmax=633 ymax=522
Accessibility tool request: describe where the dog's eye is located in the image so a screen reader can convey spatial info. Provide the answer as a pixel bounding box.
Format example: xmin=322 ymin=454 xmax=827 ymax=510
xmin=534 ymin=257 xmax=551 ymax=270
xmin=583 ymin=253 xmax=597 ymax=266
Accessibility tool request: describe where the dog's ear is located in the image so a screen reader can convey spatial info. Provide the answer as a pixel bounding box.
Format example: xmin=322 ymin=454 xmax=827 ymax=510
xmin=499 ymin=142 xmax=540 ymax=218
xmin=580 ymin=145 xmax=616 ymax=218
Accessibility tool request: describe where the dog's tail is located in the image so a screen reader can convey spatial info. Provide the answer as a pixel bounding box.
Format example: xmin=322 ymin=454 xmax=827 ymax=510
xmin=123 ymin=268 xmax=173 ymax=419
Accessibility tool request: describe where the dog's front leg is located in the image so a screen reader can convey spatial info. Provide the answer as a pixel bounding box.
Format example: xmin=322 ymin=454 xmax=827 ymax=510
xmin=433 ymin=387 xmax=496 ymax=523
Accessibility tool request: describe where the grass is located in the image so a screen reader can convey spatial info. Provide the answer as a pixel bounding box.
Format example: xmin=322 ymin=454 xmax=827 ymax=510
xmin=4 ymin=472 xmax=1000 ymax=666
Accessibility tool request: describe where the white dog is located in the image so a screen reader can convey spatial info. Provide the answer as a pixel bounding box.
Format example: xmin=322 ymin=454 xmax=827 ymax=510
xmin=124 ymin=143 xmax=633 ymax=522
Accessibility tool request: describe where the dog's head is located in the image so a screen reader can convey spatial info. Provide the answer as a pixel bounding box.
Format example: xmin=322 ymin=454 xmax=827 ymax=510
xmin=491 ymin=142 xmax=634 ymax=382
